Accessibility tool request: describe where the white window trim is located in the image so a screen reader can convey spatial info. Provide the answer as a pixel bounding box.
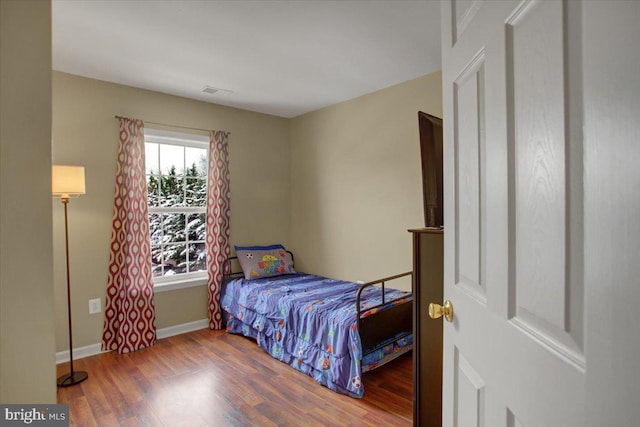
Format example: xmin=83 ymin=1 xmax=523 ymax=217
xmin=144 ymin=128 xmax=209 ymax=146
xmin=144 ymin=128 xmax=209 ymax=289
xmin=153 ymin=273 xmax=208 ymax=293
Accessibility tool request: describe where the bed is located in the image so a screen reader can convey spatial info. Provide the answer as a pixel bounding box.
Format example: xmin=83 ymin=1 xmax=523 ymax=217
xmin=220 ymin=245 xmax=413 ymax=398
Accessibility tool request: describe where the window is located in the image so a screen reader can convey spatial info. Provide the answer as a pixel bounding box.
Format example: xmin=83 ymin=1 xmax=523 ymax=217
xmin=144 ymin=129 xmax=208 ymax=288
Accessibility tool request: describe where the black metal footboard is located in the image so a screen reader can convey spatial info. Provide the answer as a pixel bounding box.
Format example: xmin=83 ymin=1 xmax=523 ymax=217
xmin=356 ymin=271 xmax=413 ymax=356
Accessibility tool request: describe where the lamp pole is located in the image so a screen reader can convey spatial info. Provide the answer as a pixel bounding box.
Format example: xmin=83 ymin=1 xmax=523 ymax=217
xmin=56 ymin=194 xmax=88 ymax=387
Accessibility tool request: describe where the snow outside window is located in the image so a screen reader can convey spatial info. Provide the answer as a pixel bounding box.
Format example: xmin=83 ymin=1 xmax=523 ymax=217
xmin=144 ymin=129 xmax=209 ymax=288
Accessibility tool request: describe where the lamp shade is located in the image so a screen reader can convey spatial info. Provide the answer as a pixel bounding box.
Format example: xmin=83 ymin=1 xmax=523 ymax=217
xmin=52 ymin=165 xmax=86 ymax=197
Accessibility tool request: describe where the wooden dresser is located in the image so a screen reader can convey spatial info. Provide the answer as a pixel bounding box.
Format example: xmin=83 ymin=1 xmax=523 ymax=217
xmin=409 ymin=228 xmax=443 ymax=427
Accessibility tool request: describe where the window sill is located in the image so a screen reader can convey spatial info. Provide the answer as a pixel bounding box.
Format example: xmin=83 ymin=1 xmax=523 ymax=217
xmin=153 ymin=276 xmax=207 ymax=293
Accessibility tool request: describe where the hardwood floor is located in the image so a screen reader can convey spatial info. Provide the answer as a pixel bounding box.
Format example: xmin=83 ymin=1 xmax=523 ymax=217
xmin=57 ymin=329 xmax=413 ymax=426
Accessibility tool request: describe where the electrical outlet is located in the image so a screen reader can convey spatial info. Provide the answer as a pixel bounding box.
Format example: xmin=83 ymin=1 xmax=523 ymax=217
xmin=356 ymin=280 xmax=364 ymax=284
xmin=88 ymin=298 xmax=101 ymax=314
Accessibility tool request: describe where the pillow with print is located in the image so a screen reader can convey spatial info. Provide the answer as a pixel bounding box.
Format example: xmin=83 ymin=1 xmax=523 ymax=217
xmin=235 ymin=244 xmax=296 ymax=280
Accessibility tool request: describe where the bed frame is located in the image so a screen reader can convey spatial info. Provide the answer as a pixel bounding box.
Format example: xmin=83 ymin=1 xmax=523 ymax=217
xmin=355 ymin=271 xmax=413 ymax=355
xmin=221 ymin=253 xmax=413 ymax=359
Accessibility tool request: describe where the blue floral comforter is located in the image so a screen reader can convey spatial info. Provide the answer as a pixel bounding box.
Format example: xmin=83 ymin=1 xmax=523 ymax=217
xmin=221 ymin=273 xmax=411 ymax=398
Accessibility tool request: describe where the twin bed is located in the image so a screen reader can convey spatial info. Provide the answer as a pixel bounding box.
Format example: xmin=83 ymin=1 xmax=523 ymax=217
xmin=220 ymin=244 xmax=414 ymax=398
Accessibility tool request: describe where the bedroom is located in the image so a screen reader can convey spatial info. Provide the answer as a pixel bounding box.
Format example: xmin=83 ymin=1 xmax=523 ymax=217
xmin=2 ymin=0 xmax=440 ymax=425
xmin=2 ymin=1 xmax=639 ymax=426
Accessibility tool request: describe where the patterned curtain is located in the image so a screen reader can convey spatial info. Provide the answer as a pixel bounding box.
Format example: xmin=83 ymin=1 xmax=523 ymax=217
xmin=102 ymin=117 xmax=157 ymax=353
xmin=206 ymin=130 xmax=231 ymax=329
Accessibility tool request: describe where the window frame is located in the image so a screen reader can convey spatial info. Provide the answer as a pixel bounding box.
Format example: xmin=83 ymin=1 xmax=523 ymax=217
xmin=144 ymin=128 xmax=209 ymax=292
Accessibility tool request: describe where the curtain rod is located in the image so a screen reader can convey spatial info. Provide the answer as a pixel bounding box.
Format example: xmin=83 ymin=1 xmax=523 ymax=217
xmin=114 ymin=115 xmax=229 ymax=134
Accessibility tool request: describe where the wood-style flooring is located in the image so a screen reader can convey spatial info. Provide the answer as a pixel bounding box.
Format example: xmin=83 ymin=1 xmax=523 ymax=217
xmin=57 ymin=329 xmax=413 ymax=426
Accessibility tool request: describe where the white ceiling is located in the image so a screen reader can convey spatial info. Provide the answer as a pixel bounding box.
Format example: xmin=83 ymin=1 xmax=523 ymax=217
xmin=53 ymin=0 xmax=441 ymax=118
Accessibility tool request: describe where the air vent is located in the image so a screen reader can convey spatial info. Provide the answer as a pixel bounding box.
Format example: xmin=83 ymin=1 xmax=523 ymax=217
xmin=201 ymin=86 xmax=233 ymax=95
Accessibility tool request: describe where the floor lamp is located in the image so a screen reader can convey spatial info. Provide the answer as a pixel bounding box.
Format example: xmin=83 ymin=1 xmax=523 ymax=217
xmin=52 ymin=165 xmax=89 ymax=387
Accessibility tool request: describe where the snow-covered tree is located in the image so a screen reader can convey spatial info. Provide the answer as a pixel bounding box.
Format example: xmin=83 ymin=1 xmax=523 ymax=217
xmin=148 ymin=161 xmax=207 ymax=276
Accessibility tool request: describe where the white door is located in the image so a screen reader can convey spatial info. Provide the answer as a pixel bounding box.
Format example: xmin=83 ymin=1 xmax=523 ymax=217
xmin=440 ymin=1 xmax=640 ymax=426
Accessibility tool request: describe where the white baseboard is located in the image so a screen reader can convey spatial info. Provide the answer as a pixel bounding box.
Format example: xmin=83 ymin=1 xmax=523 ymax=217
xmin=55 ymin=343 xmax=105 ymax=365
xmin=56 ymin=318 xmax=209 ymax=364
xmin=156 ymin=318 xmax=209 ymax=339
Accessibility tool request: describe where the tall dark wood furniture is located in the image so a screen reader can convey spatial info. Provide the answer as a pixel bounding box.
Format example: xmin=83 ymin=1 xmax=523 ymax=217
xmin=418 ymin=112 xmax=443 ymax=228
xmin=410 ymin=227 xmax=443 ymax=427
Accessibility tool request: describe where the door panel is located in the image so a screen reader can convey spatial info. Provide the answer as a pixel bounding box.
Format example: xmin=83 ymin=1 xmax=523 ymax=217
xmin=506 ymin=410 xmax=523 ymax=427
xmin=452 ymin=0 xmax=484 ymax=45
xmin=441 ymin=1 xmax=586 ymax=426
xmin=509 ymin=0 xmax=567 ymax=330
xmin=453 ymin=51 xmax=486 ymax=304
xmin=454 ymin=348 xmax=486 ymax=427
xmin=506 ymin=0 xmax=584 ymax=367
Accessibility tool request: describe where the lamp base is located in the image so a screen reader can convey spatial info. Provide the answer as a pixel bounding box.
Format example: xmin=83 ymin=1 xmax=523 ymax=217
xmin=57 ymin=371 xmax=88 ymax=387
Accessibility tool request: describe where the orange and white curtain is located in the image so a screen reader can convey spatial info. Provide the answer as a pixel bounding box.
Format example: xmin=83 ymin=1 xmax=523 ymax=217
xmin=206 ymin=130 xmax=230 ymax=329
xmin=102 ymin=117 xmax=157 ymax=353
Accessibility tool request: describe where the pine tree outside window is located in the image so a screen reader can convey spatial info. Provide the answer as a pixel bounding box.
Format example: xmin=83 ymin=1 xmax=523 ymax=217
xmin=144 ymin=129 xmax=209 ymax=290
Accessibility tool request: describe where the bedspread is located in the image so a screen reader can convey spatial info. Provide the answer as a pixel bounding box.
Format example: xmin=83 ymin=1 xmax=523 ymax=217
xmin=221 ymin=273 xmax=411 ymax=398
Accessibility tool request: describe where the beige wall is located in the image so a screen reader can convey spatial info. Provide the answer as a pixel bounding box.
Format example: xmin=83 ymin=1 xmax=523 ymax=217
xmin=289 ymin=72 xmax=442 ymax=291
xmin=52 ymin=72 xmax=290 ymax=350
xmin=0 ymin=0 xmax=57 ymax=403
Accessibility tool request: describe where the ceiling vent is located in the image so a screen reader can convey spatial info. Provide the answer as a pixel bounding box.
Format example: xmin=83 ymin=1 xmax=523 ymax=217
xmin=201 ymin=86 xmax=233 ymax=95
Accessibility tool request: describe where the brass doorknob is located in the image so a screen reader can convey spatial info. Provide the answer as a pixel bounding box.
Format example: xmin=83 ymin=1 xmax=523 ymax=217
xmin=428 ymin=300 xmax=454 ymax=322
